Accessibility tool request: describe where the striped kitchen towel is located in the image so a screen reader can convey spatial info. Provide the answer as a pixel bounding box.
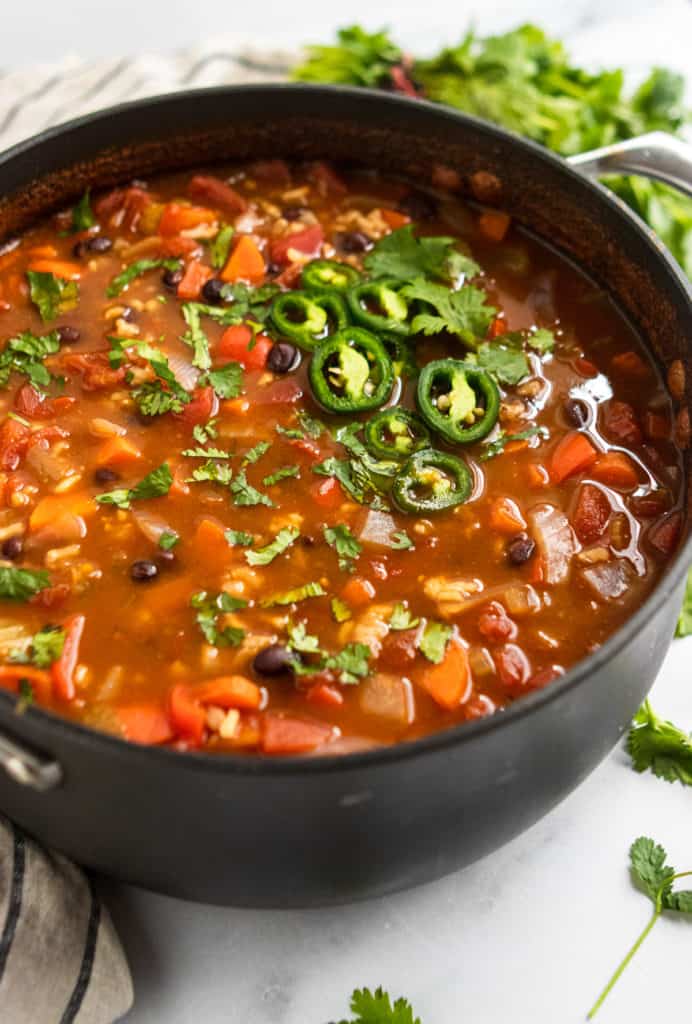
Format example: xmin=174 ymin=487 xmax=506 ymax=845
xmin=0 ymin=815 xmax=133 ymax=1024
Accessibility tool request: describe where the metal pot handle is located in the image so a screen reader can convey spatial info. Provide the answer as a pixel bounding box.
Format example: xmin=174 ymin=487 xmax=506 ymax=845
xmin=0 ymin=728 xmax=62 ymax=791
xmin=568 ymin=130 xmax=692 ymax=199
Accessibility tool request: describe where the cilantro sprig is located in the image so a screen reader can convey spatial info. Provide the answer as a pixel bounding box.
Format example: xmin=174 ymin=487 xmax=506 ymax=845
xmin=337 ymin=986 xmax=421 ymax=1024
xmin=588 ymin=838 xmax=692 ymax=1018
xmin=627 ymin=700 xmax=692 ymax=786
xmin=364 ymin=225 xmax=476 ymax=283
xmin=402 ymin=278 xmax=496 ymax=348
xmin=324 ymin=524 xmax=362 ymax=572
xmin=9 ymin=625 xmax=65 ymax=667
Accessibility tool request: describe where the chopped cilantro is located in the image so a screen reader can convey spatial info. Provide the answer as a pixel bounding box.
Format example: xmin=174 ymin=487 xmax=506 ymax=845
xmin=330 ymin=597 xmax=352 ymax=623
xmin=210 ymin=224 xmax=234 ymax=270
xmin=0 ymin=330 xmax=61 ymax=390
xmin=230 ymin=469 xmax=274 ymax=507
xmin=182 ymin=445 xmax=231 ymax=459
xmin=324 ymin=524 xmax=362 ymax=572
xmin=261 ymin=581 xmax=326 ymax=607
xmin=245 ymin=526 xmax=300 ymax=566
xmin=479 ymin=425 xmax=545 ymax=461
xmin=325 ymin=642 xmax=370 ymax=684
xmin=225 ymin=528 xmax=254 ymax=547
xmin=159 ymin=531 xmax=179 ymax=551
xmin=191 ymin=590 xmax=247 ymax=647
xmin=96 ymin=462 xmax=173 ymax=510
xmin=528 ymin=328 xmax=556 ymax=353
xmin=27 ymin=271 xmax=79 ymax=322
xmin=0 ymin=567 xmax=50 ymax=601
xmin=403 ymin=278 xmax=496 ymax=348
xmin=242 ymin=441 xmax=271 ymax=465
xmin=199 ymin=361 xmax=243 ymax=400
xmin=389 ymin=603 xmax=420 ymax=631
xmin=287 ymin=621 xmax=321 ymax=654
xmin=110 ymin=338 xmax=191 ymax=417
xmin=275 ymin=424 xmax=304 ymax=440
xmin=419 ymin=620 xmax=452 ymax=663
xmin=17 ymin=679 xmax=34 ymax=705
xmin=296 ymin=410 xmax=325 ymax=438
xmin=180 ymin=298 xmax=268 ymax=371
xmin=9 ymin=624 xmax=65 ymax=667
xmin=219 ymin=281 xmax=280 ymax=320
xmin=70 ymin=190 xmax=96 ymax=233
xmin=390 ymin=531 xmax=413 ymax=551
xmin=364 ymin=224 xmax=472 ymax=283
xmin=262 ymin=465 xmax=300 ymax=486
xmin=188 ymin=460 xmax=233 ymax=486
xmin=192 ymin=419 xmax=218 ymax=444
xmin=106 ymin=258 xmax=180 ymax=299
xmin=476 ymin=339 xmax=530 ymax=385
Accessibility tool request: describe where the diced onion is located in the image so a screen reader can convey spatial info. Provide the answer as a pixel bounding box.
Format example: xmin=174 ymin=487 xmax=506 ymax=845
xmin=503 ymin=584 xmax=541 ymax=617
xmin=359 ymin=674 xmax=413 ymax=724
xmin=132 ymin=508 xmax=172 ymax=545
xmin=581 ymin=560 xmax=631 ymax=601
xmin=529 ymin=504 xmax=578 ymax=585
xmin=357 ymin=510 xmax=397 ymax=548
xmin=167 ymin=353 xmax=199 ymax=392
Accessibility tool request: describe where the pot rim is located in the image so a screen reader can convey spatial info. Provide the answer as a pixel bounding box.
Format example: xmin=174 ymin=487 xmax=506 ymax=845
xmin=0 ymin=82 xmax=690 ymax=776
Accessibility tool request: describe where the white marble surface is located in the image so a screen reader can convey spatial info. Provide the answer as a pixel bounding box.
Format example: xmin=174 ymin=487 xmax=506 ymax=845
xmin=6 ymin=1 xmax=692 ymax=1021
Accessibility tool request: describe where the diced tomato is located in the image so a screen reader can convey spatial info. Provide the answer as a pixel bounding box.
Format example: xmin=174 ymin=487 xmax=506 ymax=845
xmin=602 ymin=400 xmax=642 ymax=446
xmin=575 ymin=357 xmax=598 ymax=378
xmin=306 ymin=683 xmax=344 ymax=708
xmin=28 ymin=425 xmax=69 ymax=450
xmin=648 ymin=512 xmax=682 ymax=556
xmin=478 ymin=602 xmax=517 ymax=643
xmin=311 ymin=476 xmax=343 ymax=509
xmin=420 ymin=638 xmax=471 ymax=710
xmin=158 ymin=202 xmax=217 ymax=236
xmin=573 ymin=483 xmax=611 ymax=544
xmin=160 ymin=235 xmax=201 ymax=258
xmin=488 ymin=316 xmax=506 ymax=338
xmin=187 ymin=174 xmax=247 ymax=215
xmin=51 ymin=613 xmax=85 ymax=701
xmin=63 ymin=352 xmax=126 ymax=391
xmin=496 ymin=643 xmax=532 ymax=694
xmin=271 ymin=225 xmax=324 ymax=266
xmin=117 ymin=705 xmax=174 ymax=745
xmin=380 ymin=630 xmax=419 ymax=671
xmin=175 ymin=386 xmax=217 ymax=428
xmin=340 ymin=577 xmax=376 ymax=607
xmin=14 ymin=384 xmax=75 ymax=420
xmin=168 ymin=684 xmax=206 ymax=746
xmin=288 ymin=436 xmax=322 ymax=461
xmin=217 ymin=324 xmax=272 ymax=370
xmin=261 ymin=713 xmax=333 ymax=755
xmin=550 ymin=431 xmax=598 ymax=484
xmin=176 ymin=258 xmax=213 ymax=300
xmin=252 ymin=378 xmax=303 ymax=405
xmin=527 ymin=666 xmax=564 ymax=691
xmin=0 ymin=418 xmax=30 ymax=471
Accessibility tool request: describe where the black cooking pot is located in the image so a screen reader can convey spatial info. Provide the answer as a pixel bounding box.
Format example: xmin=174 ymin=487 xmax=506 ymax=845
xmin=0 ymin=86 xmax=690 ymax=908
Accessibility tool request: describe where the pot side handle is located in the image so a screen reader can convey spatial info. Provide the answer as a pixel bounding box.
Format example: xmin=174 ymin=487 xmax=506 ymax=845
xmin=568 ymin=131 xmax=692 ymax=200
xmin=0 ymin=727 xmax=62 ymax=791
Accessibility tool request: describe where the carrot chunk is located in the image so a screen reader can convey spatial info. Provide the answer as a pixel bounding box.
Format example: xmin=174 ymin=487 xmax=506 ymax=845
xmin=550 ymin=431 xmax=598 ymax=484
xmin=168 ymin=684 xmax=206 ymax=746
xmin=188 ymin=517 xmax=233 ymax=571
xmin=158 ymin=202 xmax=216 ymax=236
xmin=51 ymin=614 xmax=85 ymax=701
xmin=591 ymin=452 xmax=639 ymax=490
xmin=30 ymin=492 xmax=95 ymax=533
xmin=195 ymin=676 xmax=262 ymax=711
xmin=217 ymin=324 xmax=272 ymax=370
xmin=220 ymin=235 xmax=265 ymax=285
xmin=489 ymin=496 xmax=526 ymax=535
xmin=420 ymin=638 xmax=471 ymax=710
xmin=340 ymin=577 xmax=376 ymax=607
xmin=478 ymin=210 xmax=511 ymax=241
xmin=96 ymin=435 xmax=143 ymax=468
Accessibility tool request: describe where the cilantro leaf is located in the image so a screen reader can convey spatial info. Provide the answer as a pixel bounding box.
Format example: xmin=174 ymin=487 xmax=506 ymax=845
xmin=182 ymin=446 xmax=231 ymax=459
xmin=588 ymin=837 xmax=692 ymax=1018
xmin=389 ymin=603 xmax=420 ymax=631
xmin=296 ymin=411 xmax=325 ymax=439
xmin=210 ymin=224 xmax=234 ymax=270
xmin=324 ymin=524 xmax=362 ymax=572
xmin=261 ymin=582 xmax=326 ymax=607
xmin=325 ymin=642 xmax=370 ymax=684
xmin=159 ymin=531 xmax=179 ymax=551
xmin=225 ymin=528 xmax=254 ymax=547
xmin=27 ymin=271 xmax=79 ymax=322
xmin=476 ymin=340 xmax=529 ymax=385
xmin=133 ymin=380 xmax=187 ymax=417
xmin=11 ymin=625 xmax=66 ymax=668
xmin=287 ymin=621 xmax=321 ymax=654
xmin=245 ymin=526 xmax=299 ymax=566
xmin=479 ymin=425 xmax=544 ymax=461
xmin=627 ymin=700 xmax=692 ymax=786
xmin=0 ymin=330 xmax=61 ymax=390
xmin=192 ymin=419 xmax=218 ymax=444
xmin=70 ymin=191 xmax=96 ymax=233
xmin=364 ymin=225 xmax=470 ymax=283
xmin=0 ymin=566 xmax=50 ymax=601
xmin=96 ymin=463 xmax=172 ymax=509
xmin=293 ymin=25 xmax=402 ymax=88
xmin=339 ymin=986 xmax=421 ymax=1024
xmin=403 ymin=279 xmax=496 ymax=347
xmin=230 ymin=470 xmax=274 ymax=508
xmin=199 ymin=361 xmax=243 ymax=400
xmin=242 ymin=441 xmax=271 ymax=466
xmin=528 ymin=328 xmax=556 ymax=353
xmin=263 ymin=465 xmax=300 ymax=486
xmin=106 ymin=258 xmax=180 ymax=299
xmin=419 ymin=620 xmax=452 ymax=663
xmin=188 ymin=460 xmax=233 ymax=486
xmin=191 ymin=590 xmax=247 ymax=647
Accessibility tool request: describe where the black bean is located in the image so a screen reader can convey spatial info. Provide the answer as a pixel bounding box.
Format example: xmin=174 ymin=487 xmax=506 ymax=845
xmin=130 ymin=560 xmax=159 ymax=582
xmin=1 ymin=536 xmax=23 ymax=560
xmin=253 ymin=644 xmax=294 ymax=676
xmin=398 ymin=191 xmax=437 ymax=221
xmin=201 ymin=277 xmax=224 ymax=304
xmin=162 ymin=267 xmax=183 ymax=291
xmin=266 ymin=261 xmax=281 ymax=277
xmin=335 ymin=231 xmax=370 ymax=254
xmin=94 ymin=467 xmax=120 ymax=484
xmin=267 ymin=342 xmax=299 ymax=375
xmin=564 ymin=397 xmax=588 ymax=428
xmin=507 ymin=535 xmax=536 ymax=566
xmin=56 ymin=325 xmax=80 ymax=344
xmin=283 ymin=205 xmax=307 ymax=221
